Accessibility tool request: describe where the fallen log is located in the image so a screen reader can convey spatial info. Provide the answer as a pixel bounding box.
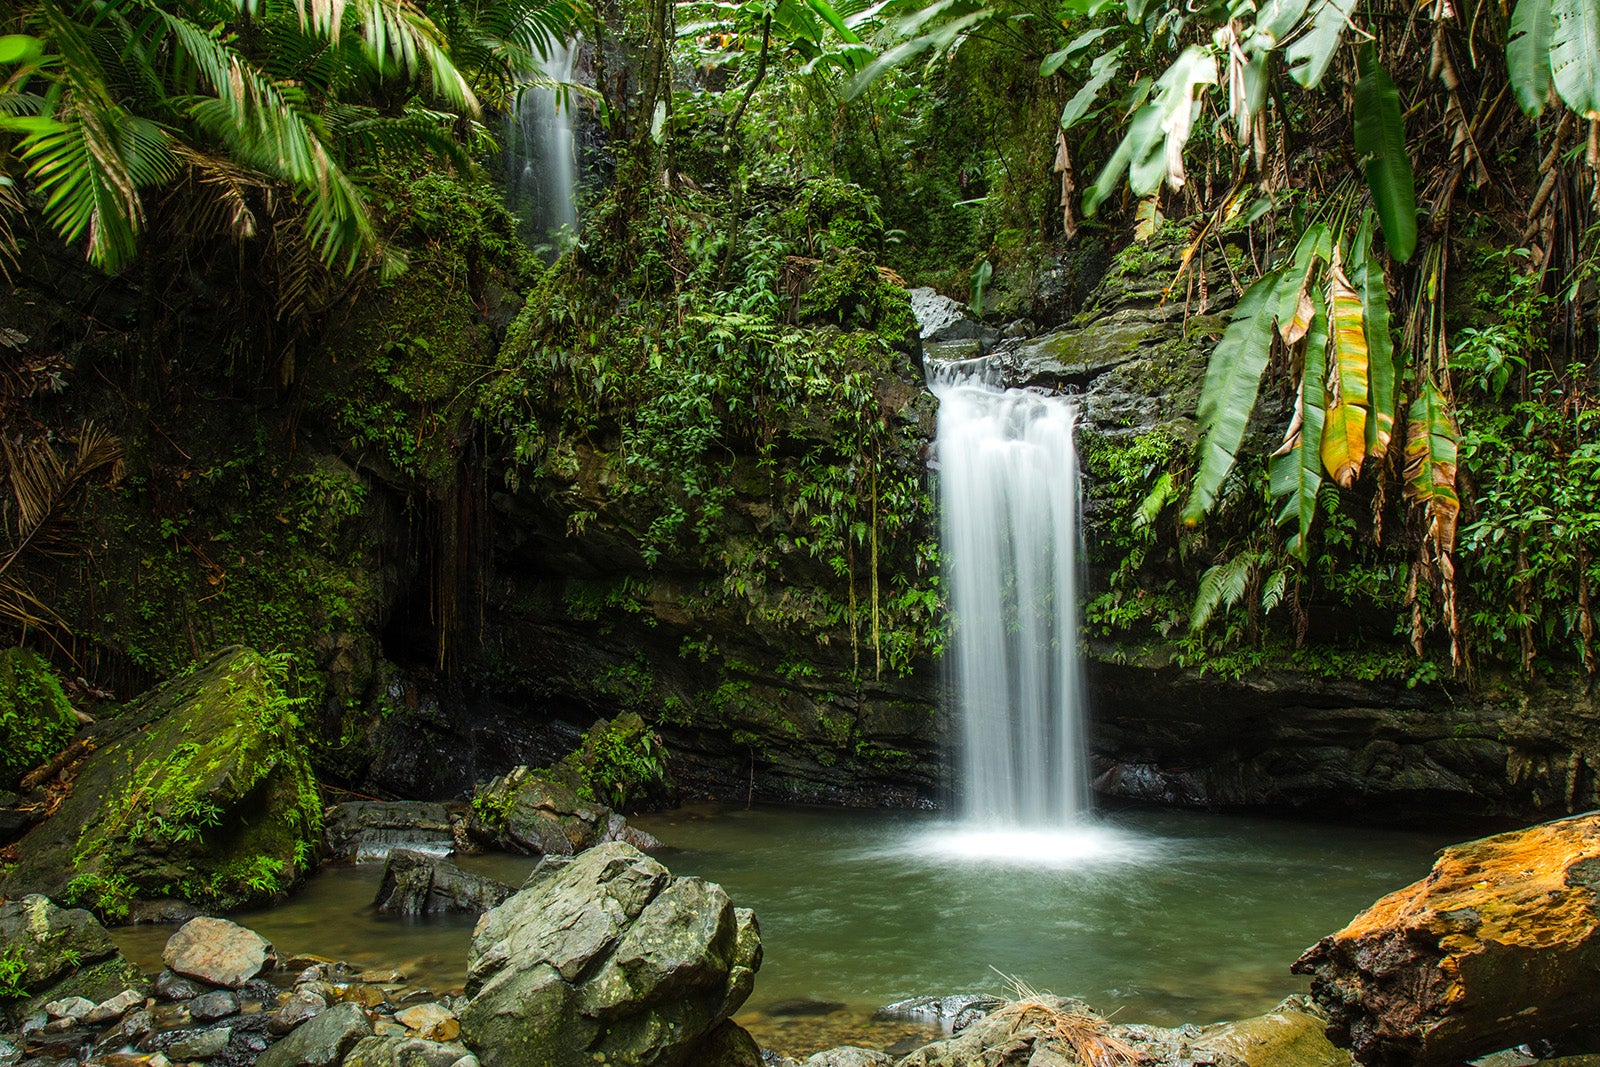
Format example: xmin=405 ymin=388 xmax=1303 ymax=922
xmin=1293 ymin=811 xmax=1600 ymax=1066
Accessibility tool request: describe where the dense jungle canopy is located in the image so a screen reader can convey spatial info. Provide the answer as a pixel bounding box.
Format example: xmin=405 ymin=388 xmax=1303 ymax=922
xmin=3 ymin=0 xmax=1600 ymax=746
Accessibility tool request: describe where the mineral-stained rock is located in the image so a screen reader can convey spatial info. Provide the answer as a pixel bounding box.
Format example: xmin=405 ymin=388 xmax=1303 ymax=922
xmin=163 ymin=917 xmax=274 ymax=988
xmin=372 ymin=850 xmax=513 ymax=916
xmin=457 ymin=842 xmax=760 ymax=1067
xmin=0 ymin=647 xmax=322 ymax=910
xmin=394 ymin=1003 xmax=459 ymax=1042
xmin=1293 ymin=811 xmax=1600 ymax=1065
xmin=256 ymin=1002 xmax=372 ymax=1067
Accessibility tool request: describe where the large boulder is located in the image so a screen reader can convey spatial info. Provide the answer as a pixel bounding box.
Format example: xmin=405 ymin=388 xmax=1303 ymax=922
xmin=372 ymin=850 xmax=514 ymax=915
xmin=457 ymin=841 xmax=761 ymax=1067
xmin=0 ymin=895 xmax=145 ymax=1027
xmin=162 ymin=916 xmax=275 ymax=988
xmin=1293 ymin=812 xmax=1600 ymax=1065
xmin=463 ymin=767 xmax=660 ymax=857
xmin=0 ymin=646 xmax=323 ymax=913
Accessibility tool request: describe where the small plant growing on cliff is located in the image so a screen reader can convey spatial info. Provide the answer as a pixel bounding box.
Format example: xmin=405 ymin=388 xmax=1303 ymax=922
xmin=0 ymin=947 xmax=27 ymax=999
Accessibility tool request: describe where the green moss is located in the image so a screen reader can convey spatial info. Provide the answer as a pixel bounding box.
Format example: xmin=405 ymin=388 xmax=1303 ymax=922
xmin=0 ymin=647 xmax=76 ymax=788
xmin=548 ymin=712 xmax=671 ymax=810
xmin=795 ymin=178 xmax=886 ymax=255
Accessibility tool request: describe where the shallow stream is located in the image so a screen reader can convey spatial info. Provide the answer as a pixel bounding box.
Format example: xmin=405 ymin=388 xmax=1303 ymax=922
xmin=111 ymin=803 xmax=1449 ymax=1057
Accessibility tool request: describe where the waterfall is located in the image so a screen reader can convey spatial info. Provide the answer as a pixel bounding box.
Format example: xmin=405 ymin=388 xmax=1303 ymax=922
xmin=932 ymin=361 xmax=1091 ymax=827
xmin=504 ymin=40 xmax=580 ymax=250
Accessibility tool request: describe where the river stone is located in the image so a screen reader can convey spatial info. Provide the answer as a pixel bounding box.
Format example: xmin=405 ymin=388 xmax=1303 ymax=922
xmin=43 ymin=996 xmax=95 ymax=1021
xmin=163 ymin=917 xmax=274 ymax=988
xmin=271 ymin=988 xmax=329 ymax=1034
xmin=1294 ymin=812 xmax=1600 ymax=1065
xmin=85 ymin=988 xmax=145 ymax=1024
xmin=457 ymin=842 xmax=761 ymax=1067
xmin=154 ymin=969 xmax=207 ymax=1001
xmin=1193 ymin=1001 xmax=1347 ymax=1066
xmin=394 ymin=1003 xmax=458 ymax=1042
xmin=256 ymin=1002 xmax=372 ymax=1067
xmin=168 ymin=1026 xmax=231 ymax=1059
xmin=341 ymin=1036 xmax=475 ymax=1067
xmin=0 ymin=895 xmax=119 ymax=994
xmin=803 ymin=1047 xmax=892 ymax=1067
xmin=189 ymin=990 xmax=240 ymax=1021
xmin=373 ymin=850 xmax=513 ymax=916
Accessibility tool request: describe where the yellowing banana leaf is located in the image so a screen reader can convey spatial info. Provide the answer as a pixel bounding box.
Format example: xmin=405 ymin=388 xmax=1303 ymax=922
xmin=1275 ymin=222 xmax=1331 ymax=344
xmin=1183 ymin=270 xmax=1283 ymax=523
xmin=1320 ymin=248 xmax=1370 ymax=488
xmin=1351 ymin=215 xmax=1398 ymax=459
xmin=1404 ymin=382 xmax=1461 ymax=549
xmin=1270 ymin=289 xmax=1328 ymax=558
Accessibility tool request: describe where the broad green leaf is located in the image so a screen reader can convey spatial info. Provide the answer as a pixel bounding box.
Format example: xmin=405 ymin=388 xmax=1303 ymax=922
xmin=0 ymin=34 xmax=43 ymax=65
xmin=1551 ymin=0 xmax=1600 ymax=118
xmin=1060 ymin=46 xmax=1125 ymax=129
xmin=1042 ymin=26 xmax=1113 ymax=76
xmin=1128 ymin=45 xmax=1218 ymax=196
xmin=1183 ymin=270 xmax=1284 ymax=523
xmin=1270 ymin=289 xmax=1327 ymax=558
xmin=1351 ymin=216 xmax=1398 ymax=459
xmin=1508 ymin=0 xmax=1554 ymax=116
xmin=1286 ymin=0 xmax=1355 ymax=88
xmin=1252 ymin=0 xmax=1311 ymax=49
xmin=806 ymin=0 xmax=865 ymax=43
xmin=1082 ymin=99 xmax=1161 ymax=215
xmin=1319 ymin=249 xmax=1369 ymax=487
xmin=1352 ymin=45 xmax=1417 ymax=262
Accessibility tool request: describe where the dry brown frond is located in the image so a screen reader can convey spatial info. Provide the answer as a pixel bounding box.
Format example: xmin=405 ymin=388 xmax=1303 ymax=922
xmin=989 ymin=974 xmax=1139 ymax=1067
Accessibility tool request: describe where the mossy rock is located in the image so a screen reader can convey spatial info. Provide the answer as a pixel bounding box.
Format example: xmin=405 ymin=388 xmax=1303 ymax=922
xmin=0 ymin=646 xmax=322 ymax=915
xmin=547 ymin=713 xmax=674 ymax=812
xmin=0 ymin=647 xmax=77 ymax=789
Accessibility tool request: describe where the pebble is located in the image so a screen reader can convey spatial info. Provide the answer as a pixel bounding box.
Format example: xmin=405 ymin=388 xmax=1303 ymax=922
xmin=395 ymin=1003 xmax=459 ymax=1043
xmin=333 ymin=983 xmax=388 ymax=1010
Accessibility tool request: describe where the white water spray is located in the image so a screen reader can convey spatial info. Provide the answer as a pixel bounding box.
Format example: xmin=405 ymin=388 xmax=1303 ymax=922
xmin=932 ymin=360 xmax=1091 ymax=828
xmin=504 ymin=40 xmax=580 ymax=248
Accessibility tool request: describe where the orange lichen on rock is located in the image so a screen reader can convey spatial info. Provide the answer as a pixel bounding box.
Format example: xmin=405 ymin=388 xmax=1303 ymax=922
xmin=1293 ymin=812 xmax=1600 ymax=1066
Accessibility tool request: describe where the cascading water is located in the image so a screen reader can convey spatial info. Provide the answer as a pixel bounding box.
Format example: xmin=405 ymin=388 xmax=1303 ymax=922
xmin=931 ymin=360 xmax=1091 ymax=828
xmin=503 ymin=40 xmax=580 ymax=250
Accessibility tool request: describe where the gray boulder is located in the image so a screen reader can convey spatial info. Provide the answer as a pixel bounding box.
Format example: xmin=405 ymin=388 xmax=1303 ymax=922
xmin=0 ymin=896 xmax=119 ymax=993
xmin=372 ymin=850 xmax=514 ymax=916
xmin=457 ymin=842 xmax=761 ymax=1067
xmin=163 ymin=917 xmax=274 ymax=988
xmin=257 ymin=1002 xmax=372 ymax=1067
xmin=908 ymin=288 xmax=992 ymax=343
xmin=803 ymin=1048 xmax=892 ymax=1067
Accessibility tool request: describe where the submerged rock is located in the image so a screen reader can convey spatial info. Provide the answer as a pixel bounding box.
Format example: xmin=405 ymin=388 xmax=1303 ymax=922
xmin=372 ymin=849 xmax=514 ymax=915
xmin=0 ymin=647 xmax=322 ymax=912
xmin=1294 ymin=812 xmax=1600 ymax=1065
xmin=457 ymin=841 xmax=761 ymax=1067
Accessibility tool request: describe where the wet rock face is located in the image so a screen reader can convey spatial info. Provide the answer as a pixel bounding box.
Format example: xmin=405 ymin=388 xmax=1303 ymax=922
xmin=461 ymin=767 xmax=661 ymax=858
xmin=325 ymin=802 xmax=456 ymax=862
xmin=1293 ymin=812 xmax=1600 ymax=1066
xmin=457 ymin=842 xmax=761 ymax=1067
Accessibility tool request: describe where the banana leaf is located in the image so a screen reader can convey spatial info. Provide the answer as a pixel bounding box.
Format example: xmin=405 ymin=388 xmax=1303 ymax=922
xmin=1508 ymin=0 xmax=1554 ymax=116
xmin=1270 ymin=289 xmax=1328 ymax=558
xmin=1551 ymin=0 xmax=1600 ymax=118
xmin=1320 ymin=249 xmax=1369 ymax=488
xmin=1352 ymin=45 xmax=1417 ymax=263
xmin=1351 ymin=215 xmax=1398 ymax=459
xmin=1183 ymin=270 xmax=1283 ymax=523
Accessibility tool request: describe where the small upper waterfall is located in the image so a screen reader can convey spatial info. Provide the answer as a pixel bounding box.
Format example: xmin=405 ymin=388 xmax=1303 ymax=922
xmin=932 ymin=360 xmax=1091 ymax=827
xmin=504 ymin=40 xmax=580 ymax=251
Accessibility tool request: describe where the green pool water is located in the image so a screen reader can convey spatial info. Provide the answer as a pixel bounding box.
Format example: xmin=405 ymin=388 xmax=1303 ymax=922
xmin=110 ymin=803 xmax=1450 ymax=1057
